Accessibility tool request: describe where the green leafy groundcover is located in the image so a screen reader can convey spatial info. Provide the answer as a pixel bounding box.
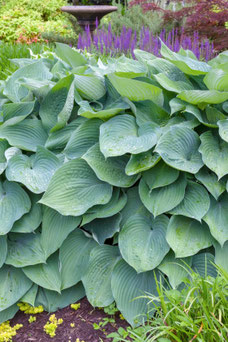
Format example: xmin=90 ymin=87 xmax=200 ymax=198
xmin=0 ymin=43 xmax=228 ymax=326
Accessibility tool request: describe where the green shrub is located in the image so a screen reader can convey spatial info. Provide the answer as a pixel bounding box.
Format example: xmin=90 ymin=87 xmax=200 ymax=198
xmin=109 ymin=265 xmax=228 ymax=341
xmin=0 ymin=0 xmax=75 ymax=43
xmin=0 ymin=43 xmax=227 ymax=326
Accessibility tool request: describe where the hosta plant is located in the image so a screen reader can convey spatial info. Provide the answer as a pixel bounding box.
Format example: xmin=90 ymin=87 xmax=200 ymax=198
xmin=0 ymin=43 xmax=227 ymax=326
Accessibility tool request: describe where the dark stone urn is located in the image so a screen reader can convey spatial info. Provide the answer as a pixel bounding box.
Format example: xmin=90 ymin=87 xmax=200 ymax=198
xmin=61 ymin=2 xmax=117 ymax=32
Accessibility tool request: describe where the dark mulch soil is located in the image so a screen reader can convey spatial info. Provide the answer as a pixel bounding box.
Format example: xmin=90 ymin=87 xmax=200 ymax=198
xmin=11 ymin=297 xmax=129 ymax=342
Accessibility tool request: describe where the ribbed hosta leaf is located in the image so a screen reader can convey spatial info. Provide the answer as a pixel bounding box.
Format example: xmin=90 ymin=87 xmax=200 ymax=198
xmin=41 ymin=207 xmax=81 ymax=259
xmin=125 ymin=151 xmax=160 ymax=176
xmin=20 ymin=284 xmax=38 ymax=307
xmin=1 ymin=101 xmax=35 ymax=127
xmin=0 ymin=139 xmax=9 ymax=175
xmin=199 ymin=131 xmax=228 ymax=179
xmin=0 ymin=180 xmax=31 ymax=235
xmin=100 ymin=114 xmax=160 ymax=158
xmin=0 ymin=119 xmax=48 ymax=152
xmin=192 ymin=253 xmax=217 ymax=278
xmin=0 ymin=266 xmax=32 ymax=311
xmin=153 ymin=73 xmax=194 ymax=93
xmin=160 ymin=41 xmax=211 ymax=75
xmin=203 ymin=193 xmax=228 ymax=246
xmin=170 ymin=181 xmax=210 ymax=221
xmin=143 ymin=160 xmax=179 ymax=190
xmin=0 ymin=236 xmax=7 ymax=268
xmin=166 ymin=216 xmax=213 ymax=258
xmin=177 ymin=90 xmax=228 ymax=105
xmin=218 ymin=119 xmax=228 ymax=142
xmin=39 ymin=159 xmax=112 ymax=216
xmin=60 ymin=230 xmax=98 ymax=290
xmin=107 ymin=74 xmax=163 ymax=106
xmin=214 ymin=241 xmax=228 ymax=272
xmin=6 ymin=146 xmax=61 ymax=194
xmin=84 ymin=214 xmax=121 ymax=245
xmin=55 ymin=43 xmax=87 ymax=68
xmin=158 ymin=251 xmax=192 ymax=289
xmin=139 ymin=174 xmax=186 ymax=217
xmin=83 ymin=143 xmax=138 ymax=187
xmin=75 ymin=74 xmax=106 ymax=100
xmin=111 ymin=259 xmax=159 ymax=326
xmin=0 ymin=305 xmax=19 ymax=324
xmin=11 ymin=194 xmax=42 ymax=233
xmin=23 ymin=253 xmax=61 ymax=293
xmin=195 ymin=167 xmax=226 ymax=200
xmin=82 ymin=245 xmax=120 ymax=307
xmin=6 ymin=233 xmax=45 ymax=267
xmin=35 ymin=283 xmax=85 ymax=312
xmin=39 ymin=74 xmax=74 ymax=132
xmin=155 ymin=126 xmax=203 ymax=174
xmin=204 ymin=68 xmax=228 ymax=91
xmin=134 ymin=100 xmax=169 ymax=127
xmin=64 ymin=119 xmax=102 ymax=159
xmin=119 ymin=214 xmax=169 ymax=273
xmin=82 ymin=188 xmax=127 ymax=225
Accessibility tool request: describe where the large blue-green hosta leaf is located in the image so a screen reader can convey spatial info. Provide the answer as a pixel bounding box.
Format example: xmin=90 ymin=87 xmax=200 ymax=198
xmin=166 ymin=216 xmax=213 ymax=258
xmin=6 ymin=146 xmax=61 ymax=194
xmin=82 ymin=245 xmax=120 ymax=307
xmin=0 ymin=236 xmax=7 ymax=268
xmin=39 ymin=159 xmax=112 ymax=216
xmin=100 ymin=114 xmax=160 ymax=158
xmin=155 ymin=126 xmax=203 ymax=174
xmin=199 ymin=131 xmax=228 ymax=179
xmin=218 ymin=119 xmax=228 ymax=143
xmin=74 ymin=74 xmax=106 ymax=100
xmin=119 ymin=214 xmax=169 ymax=273
xmin=139 ymin=174 xmax=186 ymax=217
xmin=125 ymin=151 xmax=160 ymax=176
xmin=204 ymin=67 xmax=228 ymax=91
xmin=20 ymin=284 xmax=38 ymax=307
xmin=60 ymin=230 xmax=98 ymax=290
xmin=1 ymin=101 xmax=35 ymax=127
xmin=39 ymin=74 xmax=75 ymax=132
xmin=0 ymin=139 xmax=9 ymax=175
xmin=111 ymin=259 xmax=160 ymax=326
xmin=195 ymin=167 xmax=226 ymax=200
xmin=55 ymin=43 xmax=87 ymax=68
xmin=214 ymin=241 xmax=228 ymax=272
xmin=203 ymin=193 xmax=228 ymax=246
xmin=0 ymin=305 xmax=19 ymax=324
xmin=0 ymin=180 xmax=31 ymax=235
xmin=0 ymin=266 xmax=32 ymax=311
xmin=192 ymin=253 xmax=217 ymax=278
xmin=83 ymin=143 xmax=138 ymax=187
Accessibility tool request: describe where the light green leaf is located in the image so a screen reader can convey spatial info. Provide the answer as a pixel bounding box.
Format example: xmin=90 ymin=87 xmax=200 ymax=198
xmin=0 ymin=180 xmax=31 ymax=235
xmin=6 ymin=146 xmax=61 ymax=193
xmin=35 ymin=283 xmax=85 ymax=312
xmin=170 ymin=181 xmax=210 ymax=221
xmin=158 ymin=251 xmax=192 ymax=289
xmin=107 ymin=73 xmax=163 ymax=106
xmin=111 ymin=259 xmax=160 ymax=326
xmin=203 ymin=193 xmax=228 ymax=246
xmin=1 ymin=101 xmax=35 ymax=127
xmin=39 ymin=74 xmax=75 ymax=132
xmin=0 ymin=266 xmax=32 ymax=311
xmin=143 ymin=160 xmax=179 ymax=190
xmin=11 ymin=194 xmax=42 ymax=233
xmin=214 ymin=241 xmax=228 ymax=273
xmin=166 ymin=216 xmax=213 ymax=258
xmin=20 ymin=284 xmax=38 ymax=307
xmin=82 ymin=245 xmax=120 ymax=307
xmin=60 ymin=230 xmax=98 ymax=290
xmin=23 ymin=253 xmax=61 ymax=293
xmin=204 ymin=68 xmax=228 ymax=91
xmin=41 ymin=207 xmax=81 ymax=259
xmin=125 ymin=151 xmax=160 ymax=176
xmin=139 ymin=174 xmax=186 ymax=217
xmin=75 ymin=74 xmax=106 ymax=100
xmin=0 ymin=119 xmax=48 ymax=152
xmin=39 ymin=159 xmax=112 ymax=216
xmin=195 ymin=167 xmax=226 ymax=200
xmin=6 ymin=233 xmax=45 ymax=267
xmin=218 ymin=119 xmax=228 ymax=143
xmin=119 ymin=214 xmax=169 ymax=273
xmin=83 ymin=143 xmax=138 ymax=187
xmin=100 ymin=114 xmax=160 ymax=158
xmin=0 ymin=236 xmax=7 ymax=268
xmin=84 ymin=214 xmax=121 ymax=245
xmin=81 ymin=188 xmax=127 ymax=225
xmin=177 ymin=90 xmax=228 ymax=105
xmin=154 ymin=73 xmax=194 ymax=93
xmin=155 ymin=126 xmax=203 ymax=174
xmin=199 ymin=131 xmax=228 ymax=179
xmin=64 ymin=119 xmax=102 ymax=159
xmin=55 ymin=43 xmax=87 ymax=68
xmin=160 ymin=41 xmax=211 ymax=75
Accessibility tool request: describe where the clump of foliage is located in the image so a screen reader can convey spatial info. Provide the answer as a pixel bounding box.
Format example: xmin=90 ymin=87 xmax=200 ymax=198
xmin=0 ymin=43 xmax=228 ymax=328
xmin=43 ymin=314 xmax=63 ymax=338
xmin=0 ymin=321 xmax=23 ymax=342
xmin=109 ymin=266 xmax=228 ymax=341
xmin=0 ymin=0 xmax=75 ymax=43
